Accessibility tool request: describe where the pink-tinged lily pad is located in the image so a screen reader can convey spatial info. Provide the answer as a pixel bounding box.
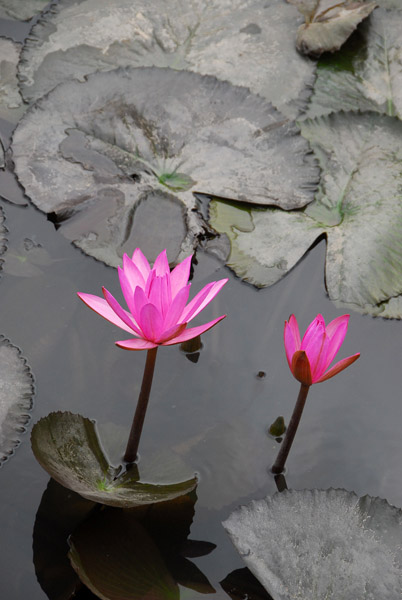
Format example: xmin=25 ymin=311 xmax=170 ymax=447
xmin=223 ymin=489 xmax=402 ymax=600
xmin=12 ymin=67 xmax=318 ymax=267
xmin=31 ymin=411 xmax=197 ymax=508
xmin=19 ymin=0 xmax=316 ymax=118
xmin=0 ymin=335 xmax=34 ymax=464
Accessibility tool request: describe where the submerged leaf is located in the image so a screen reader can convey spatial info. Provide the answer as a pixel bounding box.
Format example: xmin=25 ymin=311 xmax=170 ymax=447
xmin=31 ymin=412 xmax=197 ymax=507
xmin=296 ymin=1 xmax=377 ymax=57
xmin=0 ymin=335 xmax=34 ymax=464
xmin=223 ymin=489 xmax=402 ymax=600
xmin=305 ymin=6 xmax=402 ymax=119
xmin=209 ymin=112 xmax=402 ymax=317
xmin=13 ymin=67 xmax=318 ymax=267
xmin=19 ymin=0 xmax=316 ymax=118
xmin=0 ymin=38 xmax=25 ymax=124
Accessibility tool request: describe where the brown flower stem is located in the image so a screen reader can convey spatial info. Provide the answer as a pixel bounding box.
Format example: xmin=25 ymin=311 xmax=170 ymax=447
xmin=271 ymin=383 xmax=310 ymax=475
xmin=124 ymin=347 xmax=158 ymax=464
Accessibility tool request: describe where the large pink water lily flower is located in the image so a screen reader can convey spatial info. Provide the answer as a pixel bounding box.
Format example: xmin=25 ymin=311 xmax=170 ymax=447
xmin=284 ymin=314 xmax=360 ymax=385
xmin=78 ymin=249 xmax=228 ymax=350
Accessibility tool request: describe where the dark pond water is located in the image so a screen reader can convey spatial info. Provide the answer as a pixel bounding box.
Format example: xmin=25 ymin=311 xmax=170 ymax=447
xmin=1 ymin=6 xmax=402 ymax=600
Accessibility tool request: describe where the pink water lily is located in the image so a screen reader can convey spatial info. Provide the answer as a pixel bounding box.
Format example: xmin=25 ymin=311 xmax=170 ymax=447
xmin=284 ymin=314 xmax=360 ymax=385
xmin=78 ymin=248 xmax=227 ymax=350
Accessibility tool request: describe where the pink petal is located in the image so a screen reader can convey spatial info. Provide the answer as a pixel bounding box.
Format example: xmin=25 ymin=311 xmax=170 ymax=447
xmin=132 ymin=248 xmax=151 ymax=280
xmin=102 ymin=287 xmax=141 ymax=335
xmin=118 ymin=266 xmax=136 ymax=314
xmin=77 ymin=292 xmax=136 ymax=335
xmin=148 ymin=274 xmax=171 ymax=318
xmin=180 ymin=279 xmax=228 ymax=323
xmin=115 ymin=338 xmax=158 ymax=351
xmin=132 ymin=286 xmax=149 ymax=329
xmin=310 ymin=333 xmax=331 ymax=382
xmin=122 ymin=254 xmax=146 ymax=292
xmin=162 ymin=315 xmax=226 ymax=345
xmin=152 ymin=249 xmax=170 ymax=277
xmin=145 ymin=269 xmax=156 ymax=298
xmin=163 ymin=285 xmax=191 ymax=331
xmin=160 ymin=323 xmax=187 ymax=343
xmin=138 ymin=303 xmax=164 ymax=342
xmin=324 ymin=315 xmax=350 ymax=366
xmin=301 ymin=315 xmax=326 ymax=369
xmin=316 ymin=353 xmax=360 ymax=383
xmin=284 ymin=315 xmax=301 ymax=368
xmin=170 ymin=256 xmax=192 ymax=298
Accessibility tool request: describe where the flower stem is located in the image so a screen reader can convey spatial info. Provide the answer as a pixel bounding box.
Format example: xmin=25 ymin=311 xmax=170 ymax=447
xmin=124 ymin=347 xmax=158 ymax=464
xmin=271 ymin=383 xmax=310 ymax=475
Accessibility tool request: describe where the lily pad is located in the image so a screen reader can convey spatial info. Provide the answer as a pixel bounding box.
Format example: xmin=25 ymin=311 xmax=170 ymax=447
xmin=0 ymin=0 xmax=49 ymax=21
xmin=0 ymin=335 xmax=34 ymax=464
xmin=209 ymin=111 xmax=402 ymax=317
xmin=12 ymin=67 xmax=318 ymax=267
xmin=294 ymin=1 xmax=377 ymax=57
xmin=305 ymin=6 xmax=402 ymax=119
xmin=0 ymin=38 xmax=25 ymax=124
xmin=18 ymin=0 xmax=316 ymax=118
xmin=223 ymin=489 xmax=402 ymax=600
xmin=31 ymin=411 xmax=198 ymax=507
xmin=3 ymin=238 xmax=54 ymax=277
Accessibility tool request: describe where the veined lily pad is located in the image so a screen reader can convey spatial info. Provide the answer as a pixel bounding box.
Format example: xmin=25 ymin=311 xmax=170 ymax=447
xmin=0 ymin=0 xmax=49 ymax=21
xmin=0 ymin=38 xmax=25 ymax=124
xmin=305 ymin=6 xmax=402 ymax=119
xmin=0 ymin=335 xmax=34 ymax=464
xmin=18 ymin=0 xmax=316 ymax=118
xmin=12 ymin=67 xmax=318 ymax=267
xmin=31 ymin=412 xmax=197 ymax=507
xmin=209 ymin=111 xmax=402 ymax=317
xmin=223 ymin=489 xmax=402 ymax=600
xmin=294 ymin=1 xmax=377 ymax=57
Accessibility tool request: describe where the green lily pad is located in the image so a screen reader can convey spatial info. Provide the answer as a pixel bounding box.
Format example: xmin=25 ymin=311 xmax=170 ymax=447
xmin=305 ymin=6 xmax=402 ymax=119
xmin=31 ymin=412 xmax=198 ymax=507
xmin=12 ymin=67 xmax=318 ymax=267
xmin=0 ymin=335 xmax=34 ymax=464
xmin=0 ymin=0 xmax=49 ymax=21
xmin=209 ymin=111 xmax=402 ymax=317
xmin=294 ymin=1 xmax=377 ymax=57
xmin=223 ymin=489 xmax=402 ymax=600
xmin=18 ymin=0 xmax=316 ymax=118
xmin=0 ymin=38 xmax=25 ymax=124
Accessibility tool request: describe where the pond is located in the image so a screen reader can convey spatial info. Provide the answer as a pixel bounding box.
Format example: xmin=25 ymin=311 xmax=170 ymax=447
xmin=0 ymin=1 xmax=402 ymax=599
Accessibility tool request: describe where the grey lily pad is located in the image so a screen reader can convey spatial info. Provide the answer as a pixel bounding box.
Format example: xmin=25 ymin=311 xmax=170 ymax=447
xmin=3 ymin=238 xmax=54 ymax=277
xmin=223 ymin=489 xmax=402 ymax=600
xmin=0 ymin=38 xmax=25 ymax=124
xmin=0 ymin=335 xmax=34 ymax=464
xmin=12 ymin=67 xmax=319 ymax=267
xmin=305 ymin=6 xmax=402 ymax=119
xmin=209 ymin=111 xmax=402 ymax=317
xmin=294 ymin=1 xmax=377 ymax=57
xmin=18 ymin=0 xmax=316 ymax=118
xmin=31 ymin=411 xmax=198 ymax=508
xmin=0 ymin=0 xmax=49 ymax=21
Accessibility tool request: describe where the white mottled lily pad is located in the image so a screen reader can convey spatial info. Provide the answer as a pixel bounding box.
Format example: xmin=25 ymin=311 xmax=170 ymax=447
xmin=223 ymin=489 xmax=402 ymax=600
xmin=18 ymin=0 xmax=316 ymax=118
xmin=0 ymin=336 xmax=34 ymax=464
xmin=209 ymin=111 xmax=402 ymax=318
xmin=0 ymin=0 xmax=49 ymax=21
xmin=31 ymin=411 xmax=197 ymax=507
xmin=306 ymin=6 xmax=402 ymax=119
xmin=0 ymin=38 xmax=25 ymax=124
xmin=12 ymin=67 xmax=318 ymax=267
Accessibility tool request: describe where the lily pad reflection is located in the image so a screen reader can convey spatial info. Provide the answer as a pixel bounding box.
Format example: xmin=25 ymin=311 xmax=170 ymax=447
xmin=223 ymin=489 xmax=402 ymax=600
xmin=13 ymin=67 xmax=318 ymax=267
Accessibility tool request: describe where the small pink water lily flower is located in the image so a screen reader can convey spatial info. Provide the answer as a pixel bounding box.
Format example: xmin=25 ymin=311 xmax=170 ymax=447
xmin=78 ymin=248 xmax=228 ymax=350
xmin=284 ymin=314 xmax=360 ymax=385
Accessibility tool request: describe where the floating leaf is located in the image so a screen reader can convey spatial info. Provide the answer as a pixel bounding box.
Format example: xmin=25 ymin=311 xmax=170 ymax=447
xmin=223 ymin=489 xmax=402 ymax=600
xmin=305 ymin=6 xmax=402 ymax=119
xmin=295 ymin=1 xmax=377 ymax=57
xmin=0 ymin=335 xmax=34 ymax=464
xmin=18 ymin=0 xmax=316 ymax=118
xmin=0 ymin=38 xmax=25 ymax=123
xmin=209 ymin=111 xmax=402 ymax=317
xmin=31 ymin=412 xmax=197 ymax=507
xmin=3 ymin=238 xmax=54 ymax=277
xmin=12 ymin=67 xmax=318 ymax=267
xmin=220 ymin=568 xmax=274 ymax=600
xmin=0 ymin=0 xmax=49 ymax=21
